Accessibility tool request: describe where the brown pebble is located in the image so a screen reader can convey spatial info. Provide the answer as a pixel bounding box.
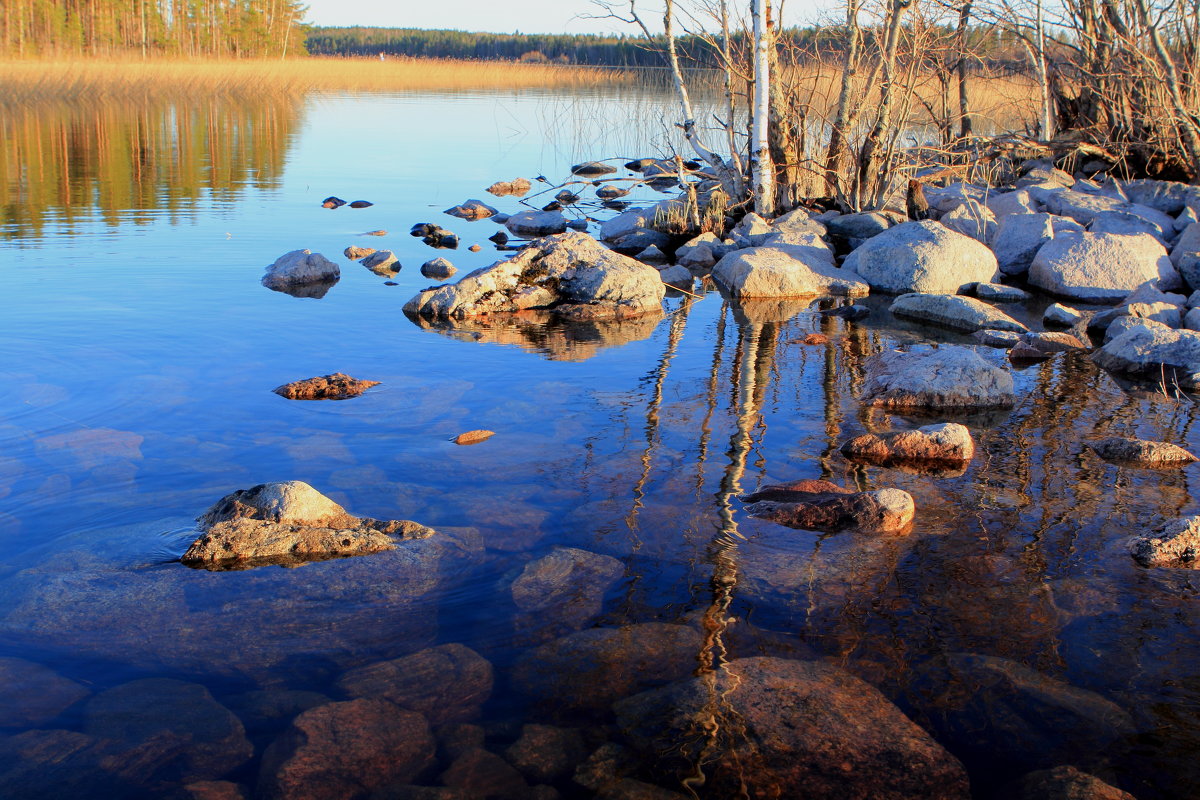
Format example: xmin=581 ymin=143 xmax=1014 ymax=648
xmin=453 ymin=430 xmax=495 ymax=445
xmin=469 ymin=244 xmax=482 ymax=252
xmin=802 ymin=333 xmax=829 ymax=345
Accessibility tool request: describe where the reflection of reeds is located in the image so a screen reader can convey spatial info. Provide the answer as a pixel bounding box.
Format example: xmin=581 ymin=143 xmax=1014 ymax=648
xmin=0 ymin=57 xmax=637 ymax=103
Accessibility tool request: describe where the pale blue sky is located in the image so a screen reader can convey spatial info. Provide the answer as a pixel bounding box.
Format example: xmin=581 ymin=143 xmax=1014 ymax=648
xmin=302 ymin=0 xmax=826 ymax=34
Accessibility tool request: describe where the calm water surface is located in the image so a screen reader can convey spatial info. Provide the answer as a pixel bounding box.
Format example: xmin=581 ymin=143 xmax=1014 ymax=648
xmin=1 ymin=87 xmax=1199 ymax=799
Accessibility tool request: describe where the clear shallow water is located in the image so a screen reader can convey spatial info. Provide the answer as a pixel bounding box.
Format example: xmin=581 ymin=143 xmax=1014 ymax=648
xmin=1 ymin=87 xmax=1200 ymax=799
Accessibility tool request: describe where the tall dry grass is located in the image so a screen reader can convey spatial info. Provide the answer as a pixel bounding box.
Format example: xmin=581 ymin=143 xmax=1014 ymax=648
xmin=0 ymin=56 xmax=637 ymax=104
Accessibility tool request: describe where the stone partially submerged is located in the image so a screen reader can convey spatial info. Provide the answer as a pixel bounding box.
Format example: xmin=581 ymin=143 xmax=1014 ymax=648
xmin=181 ymin=481 xmax=434 ymax=570
xmin=842 ymin=220 xmax=1001 ymax=294
xmin=741 ymin=479 xmax=915 ymax=533
xmin=1090 ymin=436 xmax=1198 ymax=466
xmin=1092 ymin=323 xmax=1200 ymax=389
xmin=1129 ymin=516 xmax=1200 ymax=567
xmin=404 ymin=232 xmax=665 ymax=321
xmin=862 ymin=347 xmax=1015 ymax=411
xmin=272 ymin=373 xmax=379 ymax=400
xmin=261 ymin=250 xmax=340 ymax=294
xmin=712 ymin=242 xmax=869 ymax=299
xmin=840 ymin=423 xmax=975 ymax=468
xmin=890 ymin=294 xmax=1027 ymax=334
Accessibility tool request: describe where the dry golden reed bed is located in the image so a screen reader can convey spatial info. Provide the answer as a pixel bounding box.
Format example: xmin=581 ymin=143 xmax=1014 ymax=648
xmin=0 ymin=56 xmax=636 ymax=103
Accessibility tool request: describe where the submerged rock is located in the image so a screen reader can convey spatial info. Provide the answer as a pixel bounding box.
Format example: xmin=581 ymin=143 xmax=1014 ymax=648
xmin=740 ymin=479 xmax=915 ymax=533
xmin=890 ymin=293 xmax=1027 ymax=334
xmin=272 ymin=373 xmax=380 ymax=400
xmin=504 ymin=724 xmax=587 ymax=784
xmin=258 ymin=699 xmax=435 ymax=800
xmin=511 ymin=623 xmax=703 ymax=717
xmin=840 ymin=423 xmax=974 ymax=468
xmin=441 ymin=747 xmax=528 ymax=798
xmin=0 ymin=657 xmax=89 ymax=728
xmin=862 ymin=347 xmax=1015 ymax=411
xmin=511 ymin=547 xmax=624 ymax=636
xmin=712 ymin=243 xmax=869 ymax=299
xmin=614 ymin=657 xmax=970 ymax=800
xmin=82 ymin=678 xmax=252 ymax=783
xmin=261 ymin=250 xmax=340 ymax=292
xmin=1090 ymin=436 xmax=1197 ymax=466
xmin=334 ymin=644 xmax=493 ymax=725
xmin=404 ymin=232 xmax=665 ymax=322
xmin=1012 ymin=766 xmax=1137 ymax=800
xmin=1129 ymin=516 xmax=1200 ymax=567
xmin=843 ymin=220 xmax=1000 ymax=294
xmin=181 ymin=481 xmax=434 ymax=570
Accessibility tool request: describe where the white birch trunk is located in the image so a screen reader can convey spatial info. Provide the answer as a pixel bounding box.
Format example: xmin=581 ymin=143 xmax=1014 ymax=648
xmin=751 ymin=0 xmax=775 ymax=217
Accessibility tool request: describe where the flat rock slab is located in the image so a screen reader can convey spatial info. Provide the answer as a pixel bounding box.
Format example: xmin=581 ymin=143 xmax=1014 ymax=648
xmin=841 ymin=423 xmax=974 ymax=468
xmin=182 ymin=481 xmax=433 ymax=570
xmin=890 ymin=293 xmax=1027 ymax=334
xmin=273 ymin=373 xmax=379 ymax=400
xmin=405 ymin=231 xmax=664 ymax=322
xmin=1130 ymin=516 xmax=1200 ymax=567
xmin=1091 ymin=436 xmax=1197 ymax=466
xmin=863 ymin=347 xmax=1015 ymax=411
xmin=843 ymin=220 xmax=1000 ymax=295
xmin=0 ymin=657 xmax=89 ymax=728
xmin=614 ymin=657 xmax=970 ymax=800
xmin=741 ymin=479 xmax=915 ymax=533
xmin=712 ymin=243 xmax=868 ymax=298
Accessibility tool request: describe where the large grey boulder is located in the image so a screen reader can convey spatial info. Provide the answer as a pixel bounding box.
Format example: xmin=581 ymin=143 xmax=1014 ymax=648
xmin=863 ymin=347 xmax=1015 ymax=410
xmin=940 ymin=199 xmax=997 ymax=244
xmin=506 ymin=211 xmax=568 ymax=238
xmin=1090 ymin=209 xmax=1169 ymax=245
xmin=181 ymin=481 xmax=434 ymax=570
xmin=1124 ymin=178 xmax=1200 ymax=215
xmin=826 ymin=211 xmax=894 ymax=241
xmin=599 ymin=208 xmax=653 ymax=242
xmin=1043 ymin=189 xmax=1126 ymax=224
xmin=890 ymin=294 xmax=1027 ymax=333
xmin=1093 ymin=322 xmax=1200 ymax=389
xmin=925 ymin=182 xmax=989 ymax=214
xmin=261 ymin=250 xmax=339 ymax=290
xmin=986 ymin=188 xmax=1039 ymax=219
xmin=843 ymin=220 xmax=1000 ymax=294
xmin=1044 ymin=303 xmax=1083 ymax=327
xmin=713 ymin=242 xmax=869 ymax=299
xmin=405 ymin=232 xmax=665 ymax=321
xmin=1029 ymin=232 xmax=1179 ymax=303
xmin=992 ymin=213 xmax=1055 ymax=276
xmin=1172 ymin=221 xmax=1200 ymax=288
xmin=614 ymin=657 xmax=970 ymax=800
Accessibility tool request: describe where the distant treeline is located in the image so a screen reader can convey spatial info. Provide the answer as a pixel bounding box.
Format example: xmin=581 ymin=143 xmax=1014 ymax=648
xmin=0 ymin=0 xmax=308 ymax=57
xmin=304 ymin=25 xmax=1026 ymax=71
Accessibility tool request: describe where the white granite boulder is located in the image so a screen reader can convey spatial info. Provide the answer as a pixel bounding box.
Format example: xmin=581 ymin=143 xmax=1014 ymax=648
xmin=713 ymin=241 xmax=868 ymax=299
xmin=843 ymin=220 xmax=1000 ymax=295
xmin=1029 ymin=232 xmax=1179 ymax=303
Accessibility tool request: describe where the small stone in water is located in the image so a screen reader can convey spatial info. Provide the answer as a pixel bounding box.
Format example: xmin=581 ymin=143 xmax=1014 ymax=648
xmin=489 ymin=231 xmax=509 ymax=246
xmin=348 ymin=200 xmax=373 ymax=208
xmin=344 ymin=246 xmax=375 ymax=260
xmin=321 ymin=196 xmax=346 ymax=209
xmin=469 ymin=244 xmax=482 ymax=252
xmin=273 ymin=373 xmax=380 ymax=400
xmin=384 ymin=281 xmax=398 ymax=286
xmin=454 ymin=430 xmax=495 ymax=445
xmin=363 ymin=229 xmax=387 ymax=236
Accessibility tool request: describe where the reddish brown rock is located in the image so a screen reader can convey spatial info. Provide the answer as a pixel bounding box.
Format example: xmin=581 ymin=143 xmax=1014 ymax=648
xmin=453 ymin=430 xmax=495 ymax=445
xmin=1129 ymin=515 xmax=1200 ymax=567
xmin=183 ymin=781 xmax=249 ymax=800
xmin=334 ymin=644 xmax=493 ymax=725
xmin=503 ymin=724 xmax=587 ymax=784
xmin=1009 ymin=331 xmax=1090 ymax=360
xmin=801 ymin=333 xmax=830 ymax=345
xmin=1013 ymin=766 xmax=1136 ymax=800
xmin=273 ymin=373 xmax=380 ymax=400
xmin=258 ymin=699 xmax=435 ymax=800
xmin=1091 ymin=436 xmax=1198 ymax=466
xmin=840 ymin=422 xmax=974 ymax=468
xmin=740 ymin=479 xmax=915 ymax=533
xmin=614 ymin=657 xmax=970 ymax=800
xmin=440 ymin=747 xmax=527 ymax=799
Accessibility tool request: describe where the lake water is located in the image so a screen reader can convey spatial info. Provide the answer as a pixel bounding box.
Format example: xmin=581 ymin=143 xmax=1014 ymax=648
xmin=2 ymin=86 xmax=1200 ymax=799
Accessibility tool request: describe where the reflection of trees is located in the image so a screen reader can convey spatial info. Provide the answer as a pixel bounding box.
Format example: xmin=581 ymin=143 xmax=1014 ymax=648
xmin=0 ymin=95 xmax=301 ymax=241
